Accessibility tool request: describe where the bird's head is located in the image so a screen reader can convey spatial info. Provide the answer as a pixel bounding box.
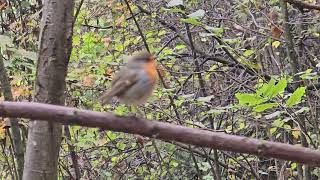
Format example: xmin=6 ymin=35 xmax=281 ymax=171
xmin=129 ymin=51 xmax=155 ymax=64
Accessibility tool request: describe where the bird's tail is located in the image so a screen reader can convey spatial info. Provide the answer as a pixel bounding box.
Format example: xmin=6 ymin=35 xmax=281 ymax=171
xmin=99 ymin=91 xmax=114 ymax=105
xmin=99 ymin=81 xmax=130 ymax=105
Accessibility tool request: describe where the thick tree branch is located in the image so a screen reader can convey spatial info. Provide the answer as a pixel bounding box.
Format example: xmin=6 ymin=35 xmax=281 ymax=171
xmin=0 ymin=101 xmax=320 ymax=166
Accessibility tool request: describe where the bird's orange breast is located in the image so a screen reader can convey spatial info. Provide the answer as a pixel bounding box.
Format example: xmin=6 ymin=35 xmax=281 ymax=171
xmin=144 ymin=60 xmax=158 ymax=84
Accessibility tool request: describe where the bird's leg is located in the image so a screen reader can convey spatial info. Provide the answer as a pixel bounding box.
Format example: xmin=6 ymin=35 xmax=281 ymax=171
xmin=126 ymin=105 xmax=135 ymax=117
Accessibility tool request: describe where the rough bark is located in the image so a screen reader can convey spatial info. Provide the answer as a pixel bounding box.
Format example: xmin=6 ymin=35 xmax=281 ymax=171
xmin=1 ymin=101 xmax=320 ymax=167
xmin=22 ymin=0 xmax=74 ymax=180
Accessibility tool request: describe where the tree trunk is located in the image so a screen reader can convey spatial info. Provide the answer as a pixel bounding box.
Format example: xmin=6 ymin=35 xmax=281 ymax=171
xmin=22 ymin=0 xmax=74 ymax=179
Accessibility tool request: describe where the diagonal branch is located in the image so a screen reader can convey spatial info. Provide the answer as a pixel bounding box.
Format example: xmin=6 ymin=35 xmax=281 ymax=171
xmin=0 ymin=101 xmax=320 ymax=166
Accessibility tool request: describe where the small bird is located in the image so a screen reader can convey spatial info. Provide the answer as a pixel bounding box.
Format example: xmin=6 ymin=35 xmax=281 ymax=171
xmin=99 ymin=51 xmax=158 ymax=105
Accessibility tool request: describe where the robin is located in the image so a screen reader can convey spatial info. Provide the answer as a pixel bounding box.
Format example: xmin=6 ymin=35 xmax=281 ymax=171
xmin=99 ymin=51 xmax=158 ymax=105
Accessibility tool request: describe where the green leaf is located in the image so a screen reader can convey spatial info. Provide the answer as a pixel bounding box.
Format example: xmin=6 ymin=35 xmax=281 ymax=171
xmin=107 ymin=131 xmax=117 ymax=141
xmin=161 ymin=7 xmax=185 ymax=14
xmin=170 ymin=161 xmax=179 ymax=168
xmin=257 ymin=79 xmax=275 ymax=96
xmin=286 ymin=87 xmax=306 ymax=107
xmin=211 ymin=27 xmax=224 ymax=36
xmin=272 ymin=119 xmax=284 ymax=127
xmin=167 ymin=0 xmax=183 ymax=7
xmin=254 ymin=103 xmax=278 ymax=112
xmin=224 ymin=38 xmax=241 ymax=44
xmin=115 ymin=104 xmax=129 ymax=115
xmin=239 ymin=122 xmax=246 ymax=130
xmin=294 ymin=107 xmax=310 ymax=114
xmin=298 ymin=69 xmax=318 ymax=80
xmin=272 ymin=41 xmax=281 ymax=48
xmin=215 ymin=44 xmax=227 ymax=49
xmin=235 ymin=93 xmax=266 ymax=106
xmin=117 ymin=142 xmax=126 ymax=150
xmin=291 ymin=163 xmax=297 ymax=170
xmin=265 ymin=79 xmax=287 ymax=98
xmin=187 ymin=9 xmax=205 ymax=19
xmin=180 ymin=18 xmax=202 ymax=26
xmin=175 ymin=44 xmax=186 ymax=50
xmin=270 ymin=127 xmax=277 ymax=135
xmin=243 ymin=49 xmax=254 ymax=57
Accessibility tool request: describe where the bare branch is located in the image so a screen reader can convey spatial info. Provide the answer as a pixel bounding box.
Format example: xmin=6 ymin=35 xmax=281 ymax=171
xmin=0 ymin=101 xmax=320 ymax=166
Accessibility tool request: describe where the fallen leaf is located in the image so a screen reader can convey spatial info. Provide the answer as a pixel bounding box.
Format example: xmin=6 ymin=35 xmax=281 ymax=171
xmin=103 ymin=37 xmax=112 ymax=48
xmin=271 ymin=26 xmax=282 ymax=38
xmin=0 ymin=3 xmax=7 ymax=10
xmin=83 ymin=75 xmax=95 ymax=87
xmin=292 ymin=128 xmax=301 ymax=139
xmin=12 ymin=86 xmax=31 ymax=99
xmin=95 ymin=137 xmax=107 ymax=146
xmin=0 ymin=121 xmax=6 ymax=140
xmin=104 ymin=68 xmax=114 ymax=79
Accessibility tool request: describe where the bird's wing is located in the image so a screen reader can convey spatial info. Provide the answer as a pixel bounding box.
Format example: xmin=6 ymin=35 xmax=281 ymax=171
xmin=99 ymin=70 xmax=139 ymax=105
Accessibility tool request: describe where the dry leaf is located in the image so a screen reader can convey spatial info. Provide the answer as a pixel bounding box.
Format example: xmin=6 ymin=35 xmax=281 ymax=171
xmin=83 ymin=75 xmax=95 ymax=87
xmin=0 ymin=121 xmax=6 ymax=140
xmin=12 ymin=86 xmax=31 ymax=99
xmin=103 ymin=37 xmax=112 ymax=48
xmin=135 ymin=134 xmax=145 ymax=147
xmin=95 ymin=137 xmax=107 ymax=146
xmin=0 ymin=3 xmax=7 ymax=10
xmin=233 ymin=24 xmax=245 ymax=31
xmin=292 ymin=128 xmax=301 ymax=139
xmin=107 ymin=0 xmax=115 ymax=8
xmin=114 ymin=2 xmax=125 ymax=11
xmin=271 ymin=26 xmax=282 ymax=38
xmin=104 ymin=68 xmax=114 ymax=79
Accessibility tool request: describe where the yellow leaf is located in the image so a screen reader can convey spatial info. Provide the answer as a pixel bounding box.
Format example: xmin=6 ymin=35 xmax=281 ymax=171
xmin=11 ymin=86 xmax=31 ymax=99
xmin=114 ymin=2 xmax=125 ymax=11
xmin=272 ymin=41 xmax=281 ymax=48
xmin=292 ymin=128 xmax=301 ymax=139
xmin=0 ymin=121 xmax=6 ymax=140
xmin=270 ymin=127 xmax=277 ymax=135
